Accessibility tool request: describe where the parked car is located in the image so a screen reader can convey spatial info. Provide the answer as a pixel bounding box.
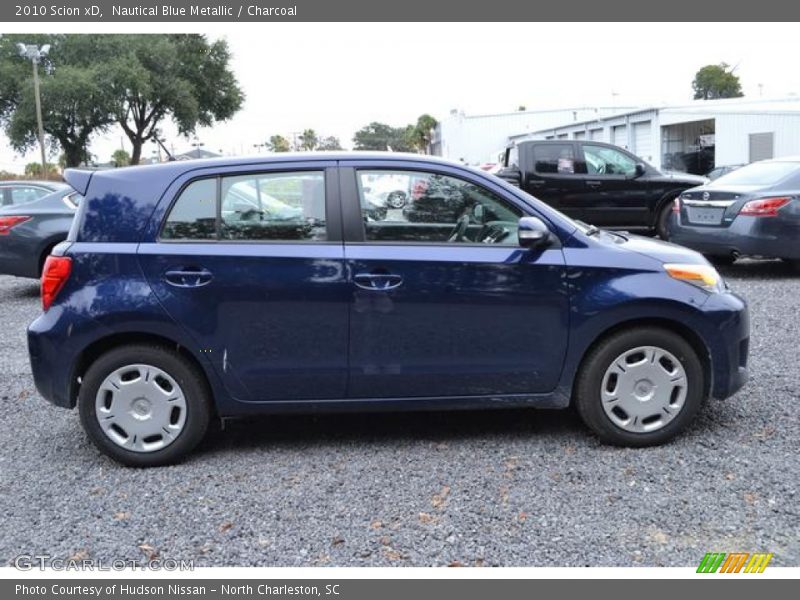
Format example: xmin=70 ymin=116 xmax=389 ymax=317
xmin=670 ymin=157 xmax=800 ymax=267
xmin=1 ymin=180 xmax=68 ymax=207
xmin=497 ymin=140 xmax=707 ymax=239
xmin=28 ymin=153 xmax=748 ymax=466
xmin=706 ymin=164 xmax=744 ymax=181
xmin=0 ymin=186 xmax=78 ymax=278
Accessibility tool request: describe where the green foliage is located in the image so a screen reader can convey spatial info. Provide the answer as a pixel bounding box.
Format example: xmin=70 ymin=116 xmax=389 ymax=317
xmin=267 ymin=135 xmax=291 ymax=153
xmin=107 ymin=34 xmax=244 ymax=164
xmin=317 ymin=136 xmax=343 ymax=151
xmin=354 ymin=115 xmax=437 ymax=153
xmin=0 ymin=34 xmax=243 ymax=167
xmin=0 ymin=34 xmax=116 ymax=167
xmin=692 ymin=63 xmax=744 ymax=100
xmin=111 ymin=148 xmax=131 ymax=167
xmin=299 ymin=128 xmax=319 ymax=151
xmin=353 ymin=122 xmax=415 ymax=152
xmin=24 ymin=162 xmax=59 ymax=177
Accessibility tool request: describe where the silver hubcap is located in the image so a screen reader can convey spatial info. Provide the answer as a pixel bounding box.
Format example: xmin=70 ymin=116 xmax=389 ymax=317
xmin=601 ymin=346 xmax=688 ymax=433
xmin=95 ymin=364 xmax=187 ymax=453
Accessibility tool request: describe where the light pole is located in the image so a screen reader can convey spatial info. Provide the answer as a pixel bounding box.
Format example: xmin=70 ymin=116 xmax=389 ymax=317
xmin=17 ymin=43 xmax=50 ymax=177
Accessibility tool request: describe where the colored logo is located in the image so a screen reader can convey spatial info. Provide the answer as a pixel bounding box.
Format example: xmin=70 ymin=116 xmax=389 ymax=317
xmin=697 ymin=552 xmax=773 ymax=573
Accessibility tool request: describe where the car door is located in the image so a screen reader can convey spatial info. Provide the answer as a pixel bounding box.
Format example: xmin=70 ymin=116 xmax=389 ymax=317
xmin=339 ymin=161 xmax=570 ymax=400
xmin=138 ymin=161 xmax=350 ymax=402
xmin=521 ymin=142 xmax=587 ymax=220
xmin=577 ymin=143 xmax=651 ymax=227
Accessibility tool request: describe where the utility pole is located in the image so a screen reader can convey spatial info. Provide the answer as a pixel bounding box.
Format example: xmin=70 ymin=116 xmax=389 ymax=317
xmin=17 ymin=43 xmax=50 ymax=176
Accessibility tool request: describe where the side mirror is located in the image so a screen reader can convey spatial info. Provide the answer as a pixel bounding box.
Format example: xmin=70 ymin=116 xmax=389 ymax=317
xmin=518 ymin=216 xmax=551 ymax=249
xmin=633 ymin=163 xmax=646 ymax=178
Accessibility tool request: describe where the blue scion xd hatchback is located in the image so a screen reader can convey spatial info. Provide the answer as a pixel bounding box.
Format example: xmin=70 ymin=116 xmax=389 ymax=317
xmin=27 ymin=154 xmax=750 ymax=466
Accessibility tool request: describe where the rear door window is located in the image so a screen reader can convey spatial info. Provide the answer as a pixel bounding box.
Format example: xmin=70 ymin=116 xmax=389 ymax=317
xmin=532 ymin=144 xmax=577 ymax=175
xmin=160 ymin=171 xmax=327 ymax=242
xmin=220 ymin=172 xmax=326 ymax=241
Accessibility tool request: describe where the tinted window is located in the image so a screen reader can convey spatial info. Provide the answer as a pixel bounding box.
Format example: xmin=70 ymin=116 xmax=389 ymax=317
xmin=532 ymin=144 xmax=575 ymax=174
xmin=220 ymin=172 xmax=326 ymax=241
xmin=715 ymin=161 xmax=798 ymax=186
xmin=161 ymin=179 xmax=217 ymax=240
xmin=583 ymin=144 xmax=637 ymax=176
xmin=358 ymin=170 xmax=522 ymax=245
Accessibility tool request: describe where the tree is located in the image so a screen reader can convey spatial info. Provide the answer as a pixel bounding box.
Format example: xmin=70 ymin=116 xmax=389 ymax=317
xmin=267 ymin=135 xmax=290 ymax=153
xmin=299 ymin=128 xmax=319 ymax=151
xmin=405 ymin=114 xmax=438 ymax=154
xmin=107 ymin=34 xmax=244 ymax=164
xmin=111 ymin=148 xmax=130 ymax=167
xmin=692 ymin=63 xmax=744 ymax=100
xmin=353 ymin=122 xmax=414 ymax=152
xmin=0 ymin=34 xmax=117 ymax=167
xmin=317 ymin=136 xmax=343 ymax=151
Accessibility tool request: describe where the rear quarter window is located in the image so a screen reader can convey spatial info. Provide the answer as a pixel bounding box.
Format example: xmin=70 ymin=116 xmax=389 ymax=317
xmin=161 ymin=179 xmax=217 ymax=240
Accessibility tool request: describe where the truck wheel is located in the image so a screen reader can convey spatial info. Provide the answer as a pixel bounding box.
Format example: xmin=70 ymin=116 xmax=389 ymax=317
xmin=78 ymin=344 xmax=212 ymax=467
xmin=574 ymin=327 xmax=705 ymax=447
xmin=655 ymin=201 xmax=675 ymax=240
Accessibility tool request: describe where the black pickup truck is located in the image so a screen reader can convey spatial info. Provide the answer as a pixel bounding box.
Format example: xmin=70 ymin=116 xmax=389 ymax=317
xmin=496 ymin=140 xmax=707 ymax=238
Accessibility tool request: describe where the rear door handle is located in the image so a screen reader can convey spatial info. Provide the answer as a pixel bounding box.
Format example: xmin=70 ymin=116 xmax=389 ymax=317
xmin=164 ymin=267 xmax=213 ymax=288
xmin=354 ymin=273 xmax=403 ymax=291
xmin=586 ymin=180 xmax=603 ymax=188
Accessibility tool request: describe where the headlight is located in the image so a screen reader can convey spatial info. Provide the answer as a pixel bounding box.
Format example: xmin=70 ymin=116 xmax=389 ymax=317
xmin=664 ymin=263 xmax=724 ymax=293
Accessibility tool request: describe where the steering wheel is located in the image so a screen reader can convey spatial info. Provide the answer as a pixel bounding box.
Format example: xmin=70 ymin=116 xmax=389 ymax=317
xmin=447 ymin=214 xmax=470 ymax=242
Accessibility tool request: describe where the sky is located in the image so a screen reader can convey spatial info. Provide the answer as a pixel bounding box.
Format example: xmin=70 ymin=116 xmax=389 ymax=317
xmin=2 ymin=22 xmax=800 ymax=171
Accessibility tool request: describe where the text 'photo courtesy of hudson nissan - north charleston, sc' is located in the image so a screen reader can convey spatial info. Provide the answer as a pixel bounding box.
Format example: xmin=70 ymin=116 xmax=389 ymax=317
xmin=27 ymin=153 xmax=749 ymax=467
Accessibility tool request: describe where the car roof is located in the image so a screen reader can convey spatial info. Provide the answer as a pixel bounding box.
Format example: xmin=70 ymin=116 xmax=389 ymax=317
xmin=63 ymin=153 xmax=478 ymax=194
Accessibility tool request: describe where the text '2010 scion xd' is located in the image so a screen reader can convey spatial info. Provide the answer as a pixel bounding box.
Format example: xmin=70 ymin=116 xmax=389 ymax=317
xmin=27 ymin=153 xmax=749 ymax=466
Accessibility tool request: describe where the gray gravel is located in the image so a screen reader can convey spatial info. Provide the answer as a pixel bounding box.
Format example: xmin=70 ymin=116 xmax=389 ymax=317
xmin=0 ymin=260 xmax=798 ymax=567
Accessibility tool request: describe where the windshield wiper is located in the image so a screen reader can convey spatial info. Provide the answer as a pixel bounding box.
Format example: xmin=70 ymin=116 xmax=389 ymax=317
xmin=576 ymin=220 xmax=601 ymax=236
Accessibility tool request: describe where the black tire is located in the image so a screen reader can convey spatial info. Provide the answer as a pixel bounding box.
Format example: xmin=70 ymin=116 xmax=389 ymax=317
xmin=655 ymin=200 xmax=675 ymax=240
xmin=386 ymin=191 xmax=407 ymax=209
xmin=78 ymin=344 xmax=212 ymax=467
xmin=574 ymin=327 xmax=705 ymax=447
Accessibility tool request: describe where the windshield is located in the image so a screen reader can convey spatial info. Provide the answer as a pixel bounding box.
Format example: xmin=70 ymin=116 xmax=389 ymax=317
xmin=714 ymin=161 xmax=799 ymax=186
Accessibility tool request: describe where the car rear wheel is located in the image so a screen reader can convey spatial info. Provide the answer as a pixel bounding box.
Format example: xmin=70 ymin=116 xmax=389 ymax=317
xmin=706 ymin=254 xmax=737 ymax=266
xmin=78 ymin=344 xmax=212 ymax=467
xmin=574 ymin=327 xmax=705 ymax=446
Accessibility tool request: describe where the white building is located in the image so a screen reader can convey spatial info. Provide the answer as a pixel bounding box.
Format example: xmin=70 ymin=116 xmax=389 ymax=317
xmin=430 ymin=106 xmax=633 ymax=165
xmin=513 ymin=96 xmax=800 ymax=174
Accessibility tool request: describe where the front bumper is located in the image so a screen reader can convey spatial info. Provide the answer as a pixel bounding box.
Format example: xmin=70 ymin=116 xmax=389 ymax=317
xmin=669 ymin=213 xmax=800 ymax=260
xmin=692 ymin=291 xmax=749 ymax=400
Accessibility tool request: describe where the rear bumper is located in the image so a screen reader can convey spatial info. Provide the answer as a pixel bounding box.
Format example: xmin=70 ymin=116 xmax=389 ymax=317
xmin=0 ymin=252 xmax=40 ymax=278
xmin=669 ymin=213 xmax=800 ymax=259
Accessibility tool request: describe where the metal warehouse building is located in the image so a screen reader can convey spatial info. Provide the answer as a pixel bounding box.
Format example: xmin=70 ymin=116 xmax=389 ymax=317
xmin=430 ymin=106 xmax=631 ymax=165
xmin=512 ymin=97 xmax=800 ymax=175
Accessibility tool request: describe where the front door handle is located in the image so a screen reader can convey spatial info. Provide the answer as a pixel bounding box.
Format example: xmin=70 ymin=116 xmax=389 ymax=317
xmin=164 ymin=267 xmax=213 ymax=288
xmin=353 ymin=272 xmax=403 ymax=291
xmin=586 ymin=180 xmax=603 ymax=188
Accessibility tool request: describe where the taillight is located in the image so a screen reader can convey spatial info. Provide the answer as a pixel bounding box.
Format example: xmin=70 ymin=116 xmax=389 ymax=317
xmin=41 ymin=256 xmax=72 ymax=311
xmin=672 ymin=198 xmax=681 ymax=213
xmin=739 ymin=197 xmax=791 ymax=217
xmin=0 ymin=216 xmax=31 ymax=235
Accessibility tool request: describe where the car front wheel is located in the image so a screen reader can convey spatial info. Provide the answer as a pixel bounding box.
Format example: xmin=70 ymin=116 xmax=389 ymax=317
xmin=574 ymin=327 xmax=705 ymax=446
xmin=78 ymin=344 xmax=212 ymax=467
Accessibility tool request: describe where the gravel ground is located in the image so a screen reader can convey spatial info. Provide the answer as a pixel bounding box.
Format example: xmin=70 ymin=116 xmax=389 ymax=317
xmin=0 ymin=260 xmax=798 ymax=567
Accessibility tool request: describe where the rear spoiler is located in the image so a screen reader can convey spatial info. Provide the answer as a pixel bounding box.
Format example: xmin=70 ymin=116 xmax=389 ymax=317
xmin=62 ymin=169 xmax=95 ymax=196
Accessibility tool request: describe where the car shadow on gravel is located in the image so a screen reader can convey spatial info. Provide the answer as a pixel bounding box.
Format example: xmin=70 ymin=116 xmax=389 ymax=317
xmin=716 ymin=258 xmax=797 ymax=280
xmin=5 ymin=281 xmax=39 ymax=298
xmin=196 ymin=408 xmax=589 ymax=456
